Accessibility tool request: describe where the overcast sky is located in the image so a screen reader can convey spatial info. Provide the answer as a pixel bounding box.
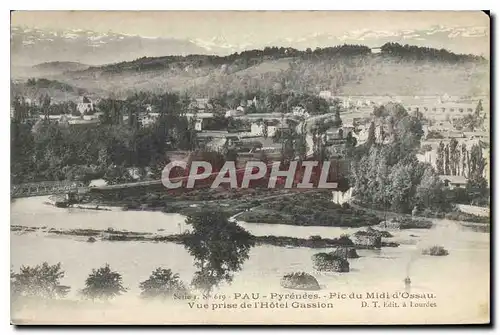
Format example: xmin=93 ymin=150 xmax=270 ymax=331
xmin=12 ymin=11 xmax=489 ymax=42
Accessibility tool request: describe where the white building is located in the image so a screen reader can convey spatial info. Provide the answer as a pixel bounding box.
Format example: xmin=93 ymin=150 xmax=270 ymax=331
xmin=185 ymin=112 xmax=215 ymax=131
xmin=250 ymin=123 xmax=266 ymax=137
xmin=250 ymin=120 xmax=286 ymax=138
xmin=332 ymin=188 xmax=353 ymax=205
xmin=438 ymin=175 xmax=468 ymax=189
xmin=83 ymin=112 xmax=103 ymax=121
xmin=225 ymin=108 xmax=245 ymax=118
xmin=291 ymin=106 xmax=310 ymax=118
xmin=319 ymin=90 xmax=333 ymax=101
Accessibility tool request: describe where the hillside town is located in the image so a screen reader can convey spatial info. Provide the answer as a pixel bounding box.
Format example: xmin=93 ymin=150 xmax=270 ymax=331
xmin=11 ymin=90 xmax=490 ymax=190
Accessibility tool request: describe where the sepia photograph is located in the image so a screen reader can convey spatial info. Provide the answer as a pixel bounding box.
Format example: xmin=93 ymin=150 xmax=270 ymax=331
xmin=9 ymin=10 xmax=490 ymax=325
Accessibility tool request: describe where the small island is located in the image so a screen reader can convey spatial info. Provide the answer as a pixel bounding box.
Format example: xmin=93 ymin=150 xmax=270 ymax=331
xmin=280 ymin=272 xmax=321 ymax=291
xmin=422 ymin=245 xmax=449 ymax=256
xmin=312 ymin=252 xmax=350 ymax=272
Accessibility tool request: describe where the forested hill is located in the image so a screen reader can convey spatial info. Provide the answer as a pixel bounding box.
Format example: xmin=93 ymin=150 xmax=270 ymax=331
xmin=85 ymin=43 xmax=484 ymax=74
xmin=52 ymin=43 xmax=489 ymax=98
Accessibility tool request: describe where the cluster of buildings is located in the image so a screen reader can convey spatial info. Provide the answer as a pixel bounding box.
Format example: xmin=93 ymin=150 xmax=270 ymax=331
xmin=406 ymin=102 xmax=479 ymax=121
xmin=18 ymin=92 xmax=490 ymax=189
xmin=407 ymin=96 xmax=490 ymax=189
xmin=319 ymin=91 xmax=394 ymax=110
xmin=318 ymin=91 xmax=490 ymax=180
xmin=183 ymin=97 xmax=262 ymax=131
xmin=318 ymin=91 xmax=488 ymax=121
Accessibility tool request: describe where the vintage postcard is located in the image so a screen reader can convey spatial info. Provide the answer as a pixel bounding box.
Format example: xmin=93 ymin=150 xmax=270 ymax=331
xmin=10 ymin=11 xmax=490 ymax=325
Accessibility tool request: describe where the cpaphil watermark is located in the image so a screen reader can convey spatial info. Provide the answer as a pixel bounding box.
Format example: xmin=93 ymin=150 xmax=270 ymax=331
xmin=161 ymin=160 xmax=340 ymax=190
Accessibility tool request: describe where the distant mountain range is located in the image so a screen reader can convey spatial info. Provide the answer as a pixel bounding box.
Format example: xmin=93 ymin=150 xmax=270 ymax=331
xmin=11 ymin=26 xmax=208 ymax=66
xmin=194 ymin=25 xmax=489 ymax=56
xmin=11 ymin=25 xmax=489 ymax=66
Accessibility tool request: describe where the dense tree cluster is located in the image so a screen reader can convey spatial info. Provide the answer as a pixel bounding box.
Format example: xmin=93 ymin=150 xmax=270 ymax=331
xmin=10 ymin=91 xmax=198 ymax=184
xmin=25 ymin=78 xmax=81 ymax=93
xmin=351 ymin=101 xmax=489 ymax=212
xmin=11 ymin=262 xmax=70 ymax=301
xmin=452 ymin=100 xmax=486 ymax=131
xmin=11 ymin=93 xmax=81 ymax=119
xmin=10 ymin=86 xmax=339 ymax=185
xmin=207 ymin=90 xmax=330 ymax=116
xmin=92 ymin=44 xmax=372 ymax=74
xmin=11 ymin=78 xmax=87 ymax=105
xmin=91 ymin=42 xmax=481 ymax=76
xmin=351 ymin=146 xmax=449 ymax=213
xmin=380 ymin=42 xmax=485 ymax=63
xmin=350 ymin=103 xmax=449 ymax=213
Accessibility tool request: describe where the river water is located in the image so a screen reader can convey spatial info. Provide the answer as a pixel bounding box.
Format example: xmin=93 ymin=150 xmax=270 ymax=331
xmin=10 ymin=196 xmax=490 ymax=324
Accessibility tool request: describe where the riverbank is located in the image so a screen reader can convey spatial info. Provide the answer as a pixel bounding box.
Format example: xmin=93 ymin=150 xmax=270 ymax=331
xmin=11 ymin=224 xmax=399 ymax=250
xmin=348 ymin=200 xmax=490 ymax=231
xmin=132 ymin=191 xmax=380 ymax=228
xmin=36 ymin=189 xmax=381 ymax=229
xmin=86 ymin=185 xmax=489 ymax=228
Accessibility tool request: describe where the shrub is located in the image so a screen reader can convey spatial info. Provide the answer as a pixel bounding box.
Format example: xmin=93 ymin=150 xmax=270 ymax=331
xmin=143 ymin=193 xmax=159 ymax=202
xmin=139 ymin=268 xmax=188 ymax=300
xmin=331 ymin=247 xmax=360 ymax=259
xmin=280 ymin=272 xmax=320 ymax=291
xmin=422 ymin=245 xmax=449 ymax=256
xmin=379 ymin=217 xmax=433 ymax=229
xmin=353 ymin=234 xmax=382 ymax=248
xmin=312 ymin=253 xmax=350 ymax=272
xmin=80 ymin=264 xmax=127 ymax=301
xmin=11 ymin=262 xmax=70 ymax=299
xmin=337 ymin=234 xmax=354 ymax=246
xmin=355 ymin=227 xmax=393 ymax=238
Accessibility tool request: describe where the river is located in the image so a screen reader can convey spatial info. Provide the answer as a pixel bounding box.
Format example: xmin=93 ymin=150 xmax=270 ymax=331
xmin=10 ymin=196 xmax=490 ymax=324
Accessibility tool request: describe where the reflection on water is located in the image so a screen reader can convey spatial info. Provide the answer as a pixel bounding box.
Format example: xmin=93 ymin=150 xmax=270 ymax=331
xmin=11 ymin=197 xmax=490 ymax=323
